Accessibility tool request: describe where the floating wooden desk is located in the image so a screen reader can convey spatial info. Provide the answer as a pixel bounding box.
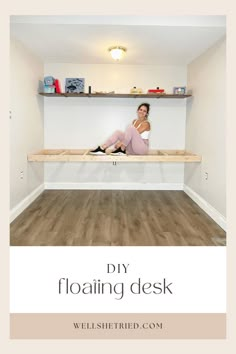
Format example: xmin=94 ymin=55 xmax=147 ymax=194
xmin=28 ymin=149 xmax=201 ymax=162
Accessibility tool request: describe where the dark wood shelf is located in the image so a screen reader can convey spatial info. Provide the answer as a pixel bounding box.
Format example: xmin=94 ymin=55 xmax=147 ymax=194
xmin=39 ymin=93 xmax=192 ymax=99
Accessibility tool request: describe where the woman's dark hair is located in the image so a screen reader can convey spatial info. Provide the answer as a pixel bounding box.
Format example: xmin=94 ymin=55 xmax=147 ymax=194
xmin=137 ymin=103 xmax=150 ymax=116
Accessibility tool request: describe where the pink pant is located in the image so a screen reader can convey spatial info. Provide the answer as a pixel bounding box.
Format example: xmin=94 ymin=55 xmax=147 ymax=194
xmin=104 ymin=125 xmax=149 ymax=155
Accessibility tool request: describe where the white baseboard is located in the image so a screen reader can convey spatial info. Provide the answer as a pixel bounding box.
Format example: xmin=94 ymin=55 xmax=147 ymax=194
xmin=10 ymin=184 xmax=44 ymax=223
xmin=44 ymin=182 xmax=184 ymax=191
xmin=184 ymin=185 xmax=226 ymax=231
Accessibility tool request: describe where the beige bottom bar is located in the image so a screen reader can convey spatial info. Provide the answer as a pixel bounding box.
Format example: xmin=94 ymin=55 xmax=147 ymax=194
xmin=10 ymin=313 xmax=225 ymax=339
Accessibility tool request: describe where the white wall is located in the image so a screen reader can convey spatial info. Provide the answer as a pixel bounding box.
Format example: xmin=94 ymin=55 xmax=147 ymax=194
xmin=185 ymin=38 xmax=226 ymax=217
xmin=10 ymin=38 xmax=44 ymax=213
xmin=44 ymin=64 xmax=187 ymax=188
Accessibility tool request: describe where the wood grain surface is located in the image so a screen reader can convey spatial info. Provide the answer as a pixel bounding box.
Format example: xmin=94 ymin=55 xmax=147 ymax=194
xmin=10 ymin=190 xmax=226 ymax=246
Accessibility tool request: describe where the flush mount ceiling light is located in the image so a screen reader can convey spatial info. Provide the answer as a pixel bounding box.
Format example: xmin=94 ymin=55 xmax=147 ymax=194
xmin=108 ymin=46 xmax=127 ymax=61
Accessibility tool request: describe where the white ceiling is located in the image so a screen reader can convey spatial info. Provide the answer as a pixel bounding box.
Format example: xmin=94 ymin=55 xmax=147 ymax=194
xmin=10 ymin=16 xmax=226 ymax=65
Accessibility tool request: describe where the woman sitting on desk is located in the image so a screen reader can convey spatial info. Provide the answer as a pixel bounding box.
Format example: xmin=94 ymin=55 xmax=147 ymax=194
xmin=90 ymin=103 xmax=151 ymax=156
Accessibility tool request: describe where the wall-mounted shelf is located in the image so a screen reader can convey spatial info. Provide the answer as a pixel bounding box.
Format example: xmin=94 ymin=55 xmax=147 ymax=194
xmin=39 ymin=93 xmax=192 ymax=99
xmin=28 ymin=149 xmax=201 ymax=162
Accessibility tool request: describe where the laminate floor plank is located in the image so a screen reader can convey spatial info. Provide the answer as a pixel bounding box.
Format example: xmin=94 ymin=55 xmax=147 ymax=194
xmin=10 ymin=190 xmax=226 ymax=246
xmin=89 ymin=190 xmax=113 ymax=246
xmin=71 ymin=190 xmax=101 ymax=246
xmin=110 ymin=190 xmax=129 ymax=246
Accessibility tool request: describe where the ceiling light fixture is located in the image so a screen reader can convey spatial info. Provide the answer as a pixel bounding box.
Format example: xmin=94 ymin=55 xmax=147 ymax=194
xmin=108 ymin=46 xmax=127 ymax=61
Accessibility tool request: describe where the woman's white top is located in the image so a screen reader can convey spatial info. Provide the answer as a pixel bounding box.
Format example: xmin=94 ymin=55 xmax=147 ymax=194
xmin=140 ymin=130 xmax=150 ymax=139
xmin=133 ymin=120 xmax=150 ymax=139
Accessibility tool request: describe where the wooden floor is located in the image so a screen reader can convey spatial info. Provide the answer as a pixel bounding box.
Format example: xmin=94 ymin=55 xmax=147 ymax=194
xmin=10 ymin=190 xmax=226 ymax=246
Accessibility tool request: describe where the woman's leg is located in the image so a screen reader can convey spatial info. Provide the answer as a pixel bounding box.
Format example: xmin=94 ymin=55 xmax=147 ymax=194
xmin=102 ymin=130 xmax=125 ymax=149
xmin=123 ymin=125 xmax=149 ymax=155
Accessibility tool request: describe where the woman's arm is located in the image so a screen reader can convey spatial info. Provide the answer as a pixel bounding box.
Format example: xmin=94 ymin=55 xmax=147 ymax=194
xmin=136 ymin=121 xmax=150 ymax=134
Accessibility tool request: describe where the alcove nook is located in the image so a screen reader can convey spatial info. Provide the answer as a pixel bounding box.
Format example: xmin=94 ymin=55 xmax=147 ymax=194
xmin=10 ymin=15 xmax=226 ymax=246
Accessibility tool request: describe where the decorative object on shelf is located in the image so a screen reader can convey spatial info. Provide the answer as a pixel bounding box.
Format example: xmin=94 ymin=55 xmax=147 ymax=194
xmin=54 ymin=79 xmax=62 ymax=93
xmin=108 ymin=46 xmax=127 ymax=61
xmin=44 ymin=76 xmax=55 ymax=93
xmin=44 ymin=86 xmax=55 ymax=93
xmin=38 ymin=80 xmax=44 ymax=93
xmin=148 ymin=88 xmax=165 ymax=94
xmin=88 ymin=86 xmax=92 ymax=94
xmin=65 ymin=78 xmax=85 ymax=93
xmin=173 ymin=86 xmax=186 ymax=94
xmin=44 ymin=76 xmax=55 ymax=86
xmin=130 ymin=87 xmax=143 ymax=94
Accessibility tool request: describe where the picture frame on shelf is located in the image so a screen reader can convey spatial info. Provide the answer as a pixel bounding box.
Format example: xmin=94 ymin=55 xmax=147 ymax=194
xmin=173 ymin=86 xmax=186 ymax=95
xmin=65 ymin=78 xmax=85 ymax=93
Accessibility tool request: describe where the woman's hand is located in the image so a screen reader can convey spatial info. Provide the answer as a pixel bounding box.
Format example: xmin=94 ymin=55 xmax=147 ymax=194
xmin=114 ymin=142 xmax=122 ymax=149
